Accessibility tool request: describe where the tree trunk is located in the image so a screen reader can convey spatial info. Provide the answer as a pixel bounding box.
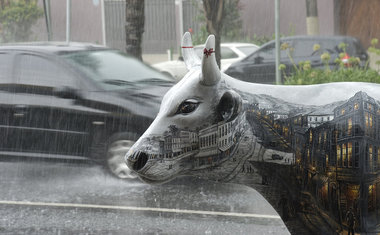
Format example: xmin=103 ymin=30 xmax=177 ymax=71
xmin=0 ymin=0 xmax=10 ymax=10
xmin=333 ymin=0 xmax=341 ymax=35
xmin=203 ymin=0 xmax=224 ymax=69
xmin=305 ymin=0 xmax=319 ymax=35
xmin=125 ymin=0 xmax=144 ymax=61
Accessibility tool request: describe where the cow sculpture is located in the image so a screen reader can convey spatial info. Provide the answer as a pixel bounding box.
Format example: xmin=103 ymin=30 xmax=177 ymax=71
xmin=125 ymin=32 xmax=380 ymax=185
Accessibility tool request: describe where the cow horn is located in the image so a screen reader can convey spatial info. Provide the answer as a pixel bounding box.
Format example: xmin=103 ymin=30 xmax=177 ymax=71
xmin=182 ymin=32 xmax=201 ymax=70
xmin=201 ymin=35 xmax=220 ymax=86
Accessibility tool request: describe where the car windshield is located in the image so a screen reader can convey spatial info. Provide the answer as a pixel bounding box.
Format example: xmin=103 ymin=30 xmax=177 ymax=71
xmin=62 ymin=50 xmax=172 ymax=90
xmin=236 ymin=46 xmax=258 ymax=55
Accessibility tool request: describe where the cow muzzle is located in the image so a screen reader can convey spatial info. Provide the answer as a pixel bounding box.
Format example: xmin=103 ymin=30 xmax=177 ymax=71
xmin=126 ymin=151 xmax=149 ymax=172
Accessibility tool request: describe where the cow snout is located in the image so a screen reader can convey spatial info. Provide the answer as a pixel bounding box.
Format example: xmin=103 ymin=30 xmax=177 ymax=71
xmin=126 ymin=151 xmax=149 ymax=172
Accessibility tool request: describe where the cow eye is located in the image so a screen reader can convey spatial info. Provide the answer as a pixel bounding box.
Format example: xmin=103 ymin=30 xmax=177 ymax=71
xmin=176 ymin=99 xmax=200 ymax=115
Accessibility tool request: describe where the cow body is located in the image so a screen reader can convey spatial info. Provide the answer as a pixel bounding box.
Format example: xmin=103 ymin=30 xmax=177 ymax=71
xmin=125 ymin=33 xmax=380 ymax=184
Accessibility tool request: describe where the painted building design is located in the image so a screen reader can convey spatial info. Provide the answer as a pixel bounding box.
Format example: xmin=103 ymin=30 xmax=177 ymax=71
xmin=250 ymin=91 xmax=380 ymax=231
xmin=147 ymin=112 xmax=247 ymax=170
xmin=137 ymin=89 xmax=379 ymax=232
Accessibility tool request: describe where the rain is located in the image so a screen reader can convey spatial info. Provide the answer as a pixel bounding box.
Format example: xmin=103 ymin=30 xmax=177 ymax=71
xmin=0 ymin=0 xmax=379 ymax=234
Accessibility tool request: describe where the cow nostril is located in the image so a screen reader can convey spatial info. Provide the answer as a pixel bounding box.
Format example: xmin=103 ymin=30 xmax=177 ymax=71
xmin=133 ymin=152 xmax=149 ymax=171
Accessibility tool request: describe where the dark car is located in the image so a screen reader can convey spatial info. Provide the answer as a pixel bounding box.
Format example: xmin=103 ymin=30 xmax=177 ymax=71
xmin=0 ymin=42 xmax=174 ymax=179
xmin=225 ymin=35 xmax=369 ymax=84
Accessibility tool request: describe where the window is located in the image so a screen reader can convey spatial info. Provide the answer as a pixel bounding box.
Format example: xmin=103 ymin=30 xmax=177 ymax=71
xmin=342 ymin=143 xmax=347 ymax=167
xmin=374 ymin=147 xmax=378 ymax=171
xmin=337 ymin=145 xmax=341 ymax=167
xmin=293 ymin=40 xmax=320 ymax=58
xmin=365 ymin=112 xmax=373 ymax=136
xmin=366 ymin=144 xmax=369 ymax=171
xmin=259 ymin=44 xmax=275 ymax=60
xmin=221 ymin=47 xmax=238 ymax=59
xmin=63 ymin=50 xmax=170 ymax=90
xmin=0 ymin=53 xmax=13 ymax=83
xmin=348 ymin=118 xmax=352 ymax=136
xmin=17 ymin=54 xmax=76 ymax=89
xmin=354 ymin=142 xmax=360 ymax=168
xmin=236 ymin=46 xmax=258 ymax=55
xmin=247 ymin=43 xmax=284 ymax=62
xmin=369 ymin=145 xmax=373 ymax=172
xmin=348 ymin=142 xmax=353 ymax=167
xmin=354 ymin=103 xmax=359 ymax=110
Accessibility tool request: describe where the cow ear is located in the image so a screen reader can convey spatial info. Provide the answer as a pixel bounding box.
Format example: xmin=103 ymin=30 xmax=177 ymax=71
xmin=217 ymin=90 xmax=242 ymax=122
xmin=200 ymin=35 xmax=221 ymax=86
xmin=181 ymin=32 xmax=201 ymax=70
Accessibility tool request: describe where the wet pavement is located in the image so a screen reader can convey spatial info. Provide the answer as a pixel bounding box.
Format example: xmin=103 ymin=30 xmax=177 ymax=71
xmin=0 ymin=159 xmax=289 ymax=234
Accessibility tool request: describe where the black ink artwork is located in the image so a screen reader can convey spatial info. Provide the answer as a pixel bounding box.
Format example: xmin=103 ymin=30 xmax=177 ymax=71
xmin=126 ymin=33 xmax=380 ymax=232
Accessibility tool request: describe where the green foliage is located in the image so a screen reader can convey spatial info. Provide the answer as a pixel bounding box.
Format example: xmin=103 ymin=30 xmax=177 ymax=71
xmin=239 ymin=24 xmax=296 ymax=46
xmin=192 ymin=12 xmax=208 ymax=45
xmin=239 ymin=34 xmax=271 ymax=46
xmin=193 ymin=0 xmax=296 ymax=46
xmin=219 ymin=0 xmax=242 ymax=41
xmin=192 ymin=0 xmax=243 ymax=45
xmin=368 ymin=38 xmax=380 ymax=71
xmin=283 ymin=67 xmax=380 ymax=85
xmin=281 ymin=39 xmax=380 ymax=85
xmin=0 ymin=0 xmax=43 ymax=43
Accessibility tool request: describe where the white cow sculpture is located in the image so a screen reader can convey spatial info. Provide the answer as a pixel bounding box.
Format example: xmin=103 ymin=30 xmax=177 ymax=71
xmin=125 ymin=32 xmax=380 ymax=184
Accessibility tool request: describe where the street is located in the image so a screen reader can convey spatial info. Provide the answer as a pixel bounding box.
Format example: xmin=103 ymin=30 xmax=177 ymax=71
xmin=0 ymin=159 xmax=289 ymax=235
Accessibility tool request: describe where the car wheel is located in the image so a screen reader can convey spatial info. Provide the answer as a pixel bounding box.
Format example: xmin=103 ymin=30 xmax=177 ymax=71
xmin=106 ymin=134 xmax=138 ymax=179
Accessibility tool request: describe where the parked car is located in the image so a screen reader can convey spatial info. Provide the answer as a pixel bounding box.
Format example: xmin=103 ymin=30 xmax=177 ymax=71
xmin=152 ymin=43 xmax=259 ymax=81
xmin=225 ymin=35 xmax=369 ymax=84
xmin=0 ymin=42 xmax=174 ymax=179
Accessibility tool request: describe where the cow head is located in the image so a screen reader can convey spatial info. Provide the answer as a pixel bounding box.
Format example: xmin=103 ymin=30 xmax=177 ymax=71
xmin=125 ymin=33 xmax=251 ymax=184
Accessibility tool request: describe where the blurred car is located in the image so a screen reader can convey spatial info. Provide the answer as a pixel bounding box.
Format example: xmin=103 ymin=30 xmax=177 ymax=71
xmin=152 ymin=43 xmax=259 ymax=81
xmin=225 ymin=35 xmax=369 ymax=84
xmin=0 ymin=42 xmax=174 ymax=179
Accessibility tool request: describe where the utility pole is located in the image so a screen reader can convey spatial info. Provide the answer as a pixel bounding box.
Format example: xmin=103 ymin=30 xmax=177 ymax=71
xmin=101 ymin=0 xmax=106 ymax=46
xmin=175 ymin=0 xmax=184 ymax=57
xmin=66 ymin=0 xmax=71 ymax=44
xmin=275 ymin=0 xmax=281 ymax=84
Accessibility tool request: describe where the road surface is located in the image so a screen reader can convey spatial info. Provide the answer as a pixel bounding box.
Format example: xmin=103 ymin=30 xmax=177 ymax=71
xmin=0 ymin=159 xmax=289 ymax=234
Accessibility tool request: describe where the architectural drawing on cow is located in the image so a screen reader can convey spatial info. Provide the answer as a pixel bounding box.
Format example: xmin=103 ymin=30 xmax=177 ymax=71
xmin=125 ymin=32 xmax=380 ymax=231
